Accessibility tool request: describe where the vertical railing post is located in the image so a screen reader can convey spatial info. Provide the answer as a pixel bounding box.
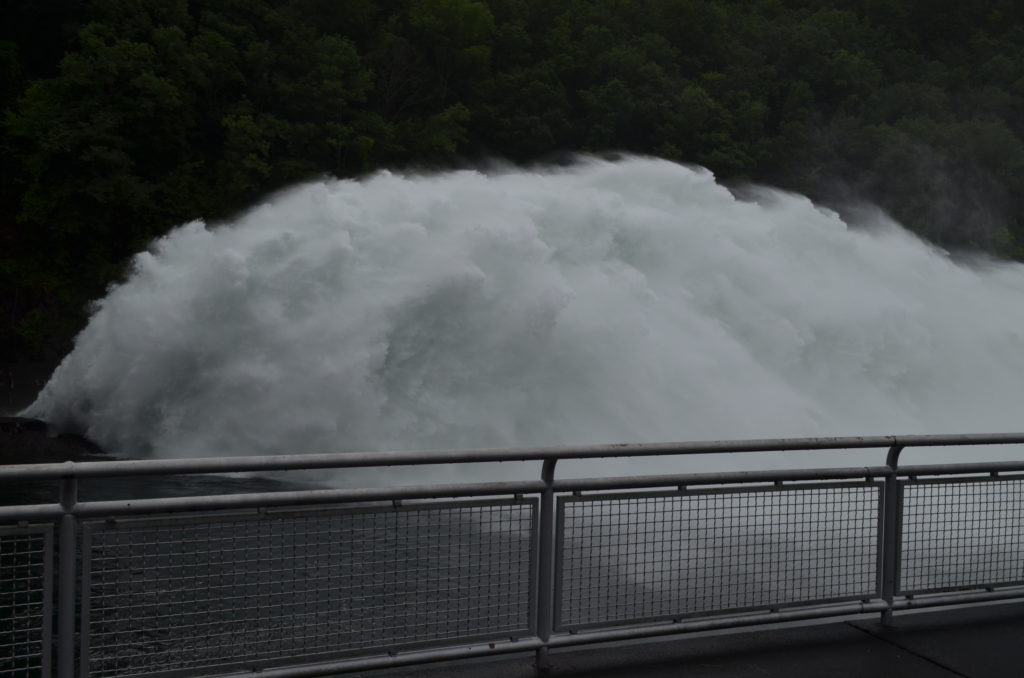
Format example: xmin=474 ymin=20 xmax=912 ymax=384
xmin=880 ymin=445 xmax=903 ymax=626
xmin=535 ymin=459 xmax=558 ymax=671
xmin=58 ymin=471 xmax=78 ymax=678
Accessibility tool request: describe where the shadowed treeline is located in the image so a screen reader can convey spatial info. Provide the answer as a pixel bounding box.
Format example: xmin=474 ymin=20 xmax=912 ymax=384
xmin=4 ymin=0 xmax=1024 ymax=361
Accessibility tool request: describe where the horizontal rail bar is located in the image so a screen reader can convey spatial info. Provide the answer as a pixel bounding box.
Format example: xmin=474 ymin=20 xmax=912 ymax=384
xmin=0 ymin=503 xmax=63 ymax=521
xmin=70 ymin=480 xmax=545 ymax=518
xmin=891 ymin=587 xmax=1024 ymax=610
xmin=898 ymin=460 xmax=1024 ymax=477
xmin=6 ymin=458 xmax=1022 ymax=520
xmin=552 ymin=466 xmax=890 ymax=491
xmin=3 ymin=433 xmax=1024 ymax=480
xmin=547 ymin=600 xmax=890 ymax=649
xmin=0 ymin=481 xmax=546 ymax=521
xmin=217 ymin=638 xmax=545 ymax=678
xmin=0 ymin=466 xmax=893 ymax=520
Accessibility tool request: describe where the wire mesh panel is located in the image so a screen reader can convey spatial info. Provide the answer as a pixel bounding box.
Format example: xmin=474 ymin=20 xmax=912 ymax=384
xmin=900 ymin=476 xmax=1024 ymax=595
xmin=81 ymin=498 xmax=535 ymax=678
xmin=0 ymin=525 xmax=52 ymax=678
xmin=556 ymin=483 xmax=880 ymax=630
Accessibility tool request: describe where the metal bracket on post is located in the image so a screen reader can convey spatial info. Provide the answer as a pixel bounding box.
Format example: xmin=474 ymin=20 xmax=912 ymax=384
xmin=535 ymin=458 xmax=558 ymax=672
xmin=58 ymin=472 xmax=78 ymax=678
xmin=880 ymin=445 xmax=903 ymax=626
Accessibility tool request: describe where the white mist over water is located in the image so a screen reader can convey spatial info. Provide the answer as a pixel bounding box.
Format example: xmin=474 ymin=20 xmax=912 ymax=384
xmin=24 ymin=157 xmax=1024 ymax=473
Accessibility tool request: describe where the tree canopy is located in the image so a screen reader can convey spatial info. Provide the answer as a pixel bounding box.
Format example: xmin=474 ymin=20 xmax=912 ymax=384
xmin=4 ymin=0 xmax=1024 ymax=360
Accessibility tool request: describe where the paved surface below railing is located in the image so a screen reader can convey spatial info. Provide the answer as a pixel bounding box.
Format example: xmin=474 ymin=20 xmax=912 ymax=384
xmin=363 ymin=602 xmax=1024 ymax=678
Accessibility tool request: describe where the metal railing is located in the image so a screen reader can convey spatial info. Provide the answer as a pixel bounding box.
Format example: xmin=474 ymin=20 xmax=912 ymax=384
xmin=2 ymin=433 xmax=1024 ymax=677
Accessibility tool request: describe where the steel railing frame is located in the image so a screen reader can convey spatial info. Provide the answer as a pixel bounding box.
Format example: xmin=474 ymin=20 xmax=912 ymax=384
xmin=553 ymin=479 xmax=885 ymax=632
xmin=1 ymin=432 xmax=1024 ymax=678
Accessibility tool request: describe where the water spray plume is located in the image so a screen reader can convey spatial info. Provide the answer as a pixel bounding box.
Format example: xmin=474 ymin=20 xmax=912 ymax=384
xmin=23 ymin=157 xmax=1024 ymax=462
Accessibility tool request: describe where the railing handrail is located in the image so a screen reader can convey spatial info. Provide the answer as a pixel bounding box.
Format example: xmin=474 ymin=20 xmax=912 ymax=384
xmin=7 ymin=458 xmax=1024 ymax=523
xmin=2 ymin=432 xmax=1024 ymax=481
xmin=5 ymin=431 xmax=1024 ymax=678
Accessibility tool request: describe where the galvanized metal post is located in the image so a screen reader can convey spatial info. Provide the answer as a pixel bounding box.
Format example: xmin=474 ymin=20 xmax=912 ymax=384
xmin=535 ymin=459 xmax=558 ymax=671
xmin=58 ymin=475 xmax=78 ymax=678
xmin=880 ymin=445 xmax=903 ymax=626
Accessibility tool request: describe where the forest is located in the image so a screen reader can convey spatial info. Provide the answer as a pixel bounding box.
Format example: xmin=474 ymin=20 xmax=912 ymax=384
xmin=3 ymin=0 xmax=1024 ymax=361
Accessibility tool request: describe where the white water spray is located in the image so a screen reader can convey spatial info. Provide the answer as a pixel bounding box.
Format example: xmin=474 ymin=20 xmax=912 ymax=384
xmin=24 ymin=157 xmax=1024 ymax=468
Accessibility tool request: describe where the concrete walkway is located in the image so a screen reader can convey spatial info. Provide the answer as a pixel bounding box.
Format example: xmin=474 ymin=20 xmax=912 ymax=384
xmin=353 ymin=602 xmax=1024 ymax=678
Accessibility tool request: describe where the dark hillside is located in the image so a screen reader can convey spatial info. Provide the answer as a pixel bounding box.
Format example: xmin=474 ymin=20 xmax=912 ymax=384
xmin=4 ymin=0 xmax=1024 ymax=360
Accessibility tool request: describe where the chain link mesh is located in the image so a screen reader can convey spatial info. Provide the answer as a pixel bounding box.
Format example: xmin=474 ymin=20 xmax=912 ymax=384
xmin=0 ymin=526 xmax=51 ymax=678
xmin=557 ymin=484 xmax=879 ymax=629
xmin=900 ymin=477 xmax=1024 ymax=594
xmin=83 ymin=500 xmax=534 ymax=678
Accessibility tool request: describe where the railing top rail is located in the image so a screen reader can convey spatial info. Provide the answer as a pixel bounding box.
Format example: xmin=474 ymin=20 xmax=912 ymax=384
xmin=2 ymin=432 xmax=1024 ymax=481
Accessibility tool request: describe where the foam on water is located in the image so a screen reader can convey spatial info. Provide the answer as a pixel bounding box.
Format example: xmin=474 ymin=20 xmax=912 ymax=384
xmin=24 ymin=157 xmax=1024 ymax=470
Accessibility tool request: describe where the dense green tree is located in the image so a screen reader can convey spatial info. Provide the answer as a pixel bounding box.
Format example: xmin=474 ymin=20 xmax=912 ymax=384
xmin=5 ymin=0 xmax=1024 ymax=360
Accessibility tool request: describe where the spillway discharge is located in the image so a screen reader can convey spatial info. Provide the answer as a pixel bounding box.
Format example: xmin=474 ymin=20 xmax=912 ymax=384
xmin=25 ymin=157 xmax=1024 ymax=465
